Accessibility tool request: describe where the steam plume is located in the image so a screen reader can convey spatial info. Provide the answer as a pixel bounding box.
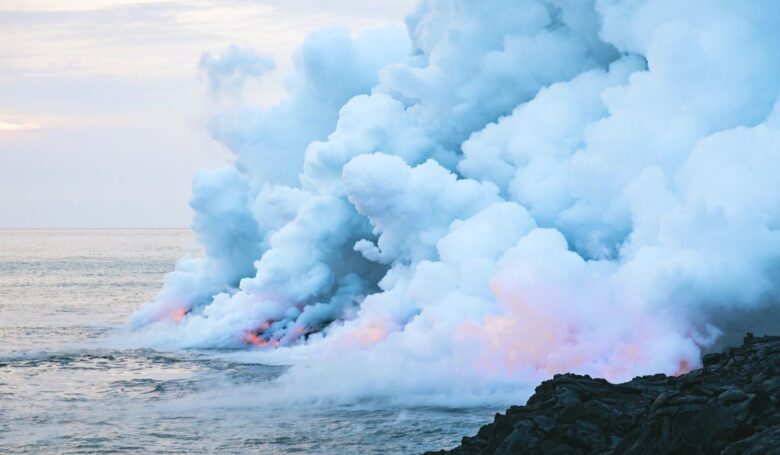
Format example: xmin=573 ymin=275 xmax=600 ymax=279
xmin=131 ymin=0 xmax=780 ymax=404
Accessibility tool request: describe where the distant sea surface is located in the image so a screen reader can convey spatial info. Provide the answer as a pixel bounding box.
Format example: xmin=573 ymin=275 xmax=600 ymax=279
xmin=0 ymin=230 xmax=492 ymax=454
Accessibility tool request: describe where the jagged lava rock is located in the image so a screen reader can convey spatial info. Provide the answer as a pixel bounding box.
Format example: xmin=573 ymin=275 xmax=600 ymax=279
xmin=427 ymin=334 xmax=780 ymax=454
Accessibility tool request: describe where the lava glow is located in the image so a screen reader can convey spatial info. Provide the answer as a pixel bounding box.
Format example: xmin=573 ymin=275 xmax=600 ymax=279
xmin=349 ymin=322 xmax=389 ymax=347
xmin=170 ymin=308 xmax=188 ymax=322
xmin=675 ymin=360 xmax=691 ymax=376
xmin=242 ymin=332 xmax=280 ymax=348
xmin=455 ymin=282 xmax=699 ymax=383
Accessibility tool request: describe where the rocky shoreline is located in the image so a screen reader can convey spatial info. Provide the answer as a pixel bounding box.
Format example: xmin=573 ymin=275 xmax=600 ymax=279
xmin=427 ymin=334 xmax=780 ymax=454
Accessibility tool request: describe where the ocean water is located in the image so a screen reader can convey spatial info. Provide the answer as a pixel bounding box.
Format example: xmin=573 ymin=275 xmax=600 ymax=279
xmin=0 ymin=230 xmax=494 ymax=454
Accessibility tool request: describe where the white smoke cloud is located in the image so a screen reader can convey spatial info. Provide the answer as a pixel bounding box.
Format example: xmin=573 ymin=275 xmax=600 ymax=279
xmin=200 ymin=45 xmax=276 ymax=93
xmin=130 ymin=0 xmax=780 ymax=405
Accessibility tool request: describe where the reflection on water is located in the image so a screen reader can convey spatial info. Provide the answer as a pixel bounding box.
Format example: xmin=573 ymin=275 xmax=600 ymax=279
xmin=0 ymin=230 xmax=494 ymax=454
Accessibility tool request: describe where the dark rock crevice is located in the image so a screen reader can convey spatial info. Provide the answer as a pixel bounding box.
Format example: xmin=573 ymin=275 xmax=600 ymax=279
xmin=427 ymin=334 xmax=780 ymax=454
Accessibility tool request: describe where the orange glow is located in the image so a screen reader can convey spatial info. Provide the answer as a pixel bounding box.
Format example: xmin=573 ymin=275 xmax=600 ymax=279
xmin=459 ymin=281 xmax=672 ymax=383
xmin=242 ymin=332 xmax=280 ymax=348
xmin=674 ymin=359 xmax=691 ymax=376
xmin=461 ymin=283 xmax=564 ymax=376
xmin=170 ymin=307 xmax=188 ymax=322
xmin=349 ymin=322 xmax=388 ymax=346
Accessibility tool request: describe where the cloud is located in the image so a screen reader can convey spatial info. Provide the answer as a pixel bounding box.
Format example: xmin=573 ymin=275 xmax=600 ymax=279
xmin=0 ymin=120 xmax=39 ymax=131
xmin=199 ymin=45 xmax=276 ymax=93
xmin=129 ymin=0 xmax=780 ymax=406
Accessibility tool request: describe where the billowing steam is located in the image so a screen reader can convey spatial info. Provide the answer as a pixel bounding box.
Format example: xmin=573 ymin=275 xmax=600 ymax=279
xmin=131 ymin=0 xmax=780 ymax=404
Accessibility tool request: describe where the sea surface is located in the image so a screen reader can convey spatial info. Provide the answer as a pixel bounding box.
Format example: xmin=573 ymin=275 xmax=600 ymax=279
xmin=0 ymin=229 xmax=495 ymax=454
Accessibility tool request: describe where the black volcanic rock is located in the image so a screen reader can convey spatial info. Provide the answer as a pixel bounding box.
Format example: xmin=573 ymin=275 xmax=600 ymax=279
xmin=427 ymin=334 xmax=780 ymax=454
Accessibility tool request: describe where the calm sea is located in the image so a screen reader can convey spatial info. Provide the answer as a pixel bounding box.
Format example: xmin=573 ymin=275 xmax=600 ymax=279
xmin=0 ymin=230 xmax=492 ymax=454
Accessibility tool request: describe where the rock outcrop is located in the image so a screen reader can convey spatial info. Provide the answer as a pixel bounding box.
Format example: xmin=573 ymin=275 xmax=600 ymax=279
xmin=427 ymin=334 xmax=780 ymax=454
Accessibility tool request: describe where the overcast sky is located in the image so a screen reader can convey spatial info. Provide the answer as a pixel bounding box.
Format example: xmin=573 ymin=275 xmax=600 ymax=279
xmin=0 ymin=0 xmax=416 ymax=228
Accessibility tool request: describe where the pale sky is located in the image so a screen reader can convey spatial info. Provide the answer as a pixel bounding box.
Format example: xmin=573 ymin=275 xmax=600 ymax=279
xmin=0 ymin=0 xmax=416 ymax=228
